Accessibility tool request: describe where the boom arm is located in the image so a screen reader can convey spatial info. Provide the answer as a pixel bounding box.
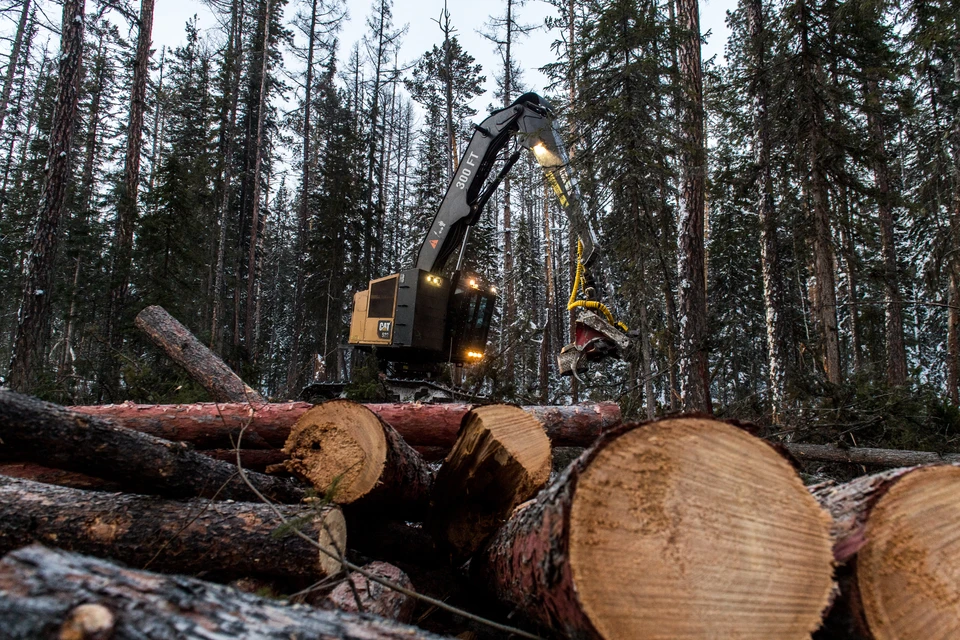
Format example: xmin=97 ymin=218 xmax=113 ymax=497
xmin=413 ymin=92 xmax=629 ymax=377
xmin=415 ymin=93 xmax=600 ymax=285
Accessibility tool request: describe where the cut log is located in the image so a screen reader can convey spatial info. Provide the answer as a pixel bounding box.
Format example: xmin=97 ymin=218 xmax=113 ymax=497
xmin=815 ymin=465 xmax=960 ymax=639
xmin=0 ymin=475 xmax=345 ymax=580
xmin=135 ymin=304 xmax=265 ymax=403
xmin=785 ymin=442 xmax=960 ymax=468
xmin=0 ymin=462 xmax=120 ymax=491
xmin=0 ymin=389 xmax=305 ymax=503
xmin=476 ymin=416 xmax=835 ymax=639
xmin=0 ymin=545 xmax=448 ymax=639
xmin=67 ymin=401 xmax=621 ymax=456
xmin=323 ymin=561 xmax=415 ymax=623
xmin=429 ymin=405 xmax=552 ymax=559
xmin=281 ymin=400 xmax=433 ymax=514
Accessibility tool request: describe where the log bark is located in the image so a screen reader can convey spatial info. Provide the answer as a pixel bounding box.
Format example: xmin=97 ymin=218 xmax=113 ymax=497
xmin=204 ymin=448 xmax=288 ymax=472
xmin=323 ymin=561 xmax=415 ymax=623
xmin=429 ymin=405 xmax=552 ymax=560
xmin=476 ymin=416 xmax=834 ymax=639
xmin=67 ymin=401 xmax=621 ymax=454
xmin=281 ymin=400 xmax=434 ymax=515
xmin=0 ymin=462 xmax=119 ymax=491
xmin=134 ymin=305 xmax=265 ymax=403
xmin=785 ymin=442 xmax=960 ymax=468
xmin=0 ymin=389 xmax=305 ymax=503
xmin=814 ymin=465 xmax=960 ymax=639
xmin=0 ymin=476 xmax=345 ymax=580
xmin=0 ymin=545 xmax=448 ymax=639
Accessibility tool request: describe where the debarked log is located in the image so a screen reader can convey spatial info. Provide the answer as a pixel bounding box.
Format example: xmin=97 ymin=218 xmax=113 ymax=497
xmin=67 ymin=401 xmax=621 ymax=456
xmin=0 ymin=545 xmax=449 ymax=640
xmin=814 ymin=464 xmax=960 ymax=639
xmin=475 ymin=416 xmax=835 ymax=640
xmin=0 ymin=475 xmax=345 ymax=580
xmin=0 ymin=389 xmax=305 ymax=503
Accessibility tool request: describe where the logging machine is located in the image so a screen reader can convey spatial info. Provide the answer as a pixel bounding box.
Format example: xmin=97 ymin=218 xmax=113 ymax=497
xmin=348 ymin=92 xmax=631 ymax=378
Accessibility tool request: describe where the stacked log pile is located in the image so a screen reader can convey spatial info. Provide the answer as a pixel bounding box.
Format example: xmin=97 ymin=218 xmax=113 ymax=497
xmin=0 ymin=308 xmax=957 ymax=638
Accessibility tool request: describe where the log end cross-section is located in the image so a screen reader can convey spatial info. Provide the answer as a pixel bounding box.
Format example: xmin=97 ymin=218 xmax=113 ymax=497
xmin=282 ymin=401 xmax=388 ymax=503
xmin=481 ymin=416 xmax=835 ymax=639
xmin=855 ymin=465 xmax=960 ymax=640
xmin=430 ymin=404 xmax=552 ymax=559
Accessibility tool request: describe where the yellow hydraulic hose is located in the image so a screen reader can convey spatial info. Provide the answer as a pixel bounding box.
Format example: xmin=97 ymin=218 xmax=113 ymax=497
xmin=567 ymin=240 xmax=628 ymax=332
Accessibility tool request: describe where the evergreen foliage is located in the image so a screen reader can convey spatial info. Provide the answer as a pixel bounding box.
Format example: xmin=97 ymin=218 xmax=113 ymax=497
xmin=0 ymin=0 xmax=957 ymax=450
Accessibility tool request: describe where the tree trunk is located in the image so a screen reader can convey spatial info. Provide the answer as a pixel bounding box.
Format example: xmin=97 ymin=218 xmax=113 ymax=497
xmin=429 ymin=405 xmax=551 ymax=560
xmin=280 ymin=400 xmax=433 ymax=515
xmin=864 ymin=78 xmax=907 ymax=387
xmin=6 ymin=0 xmax=85 ymax=393
xmin=747 ymin=0 xmax=788 ymax=420
xmin=675 ymin=0 xmax=711 ymax=412
xmin=840 ymin=190 xmax=864 ymax=374
xmin=135 ymin=305 xmax=265 ymax=403
xmin=243 ymin=0 xmax=273 ymax=358
xmin=0 ymin=0 xmax=32 ymax=136
xmin=323 ymin=561 xmax=415 ymax=623
xmin=948 ymin=38 xmax=960 ymax=405
xmin=786 ymin=442 xmax=960 ymax=468
xmin=799 ymin=0 xmax=841 ymax=385
xmin=0 ymin=389 xmax=304 ymax=503
xmin=285 ymin=0 xmax=318 ymax=397
xmin=814 ymin=465 xmax=960 ymax=639
xmin=101 ymin=0 xmax=155 ymax=400
xmin=211 ymin=0 xmax=243 ymax=353
xmin=0 ymin=475 xmax=344 ymax=580
xmin=476 ymin=416 xmax=834 ymax=639
xmin=68 ymin=401 xmax=621 ymax=453
xmin=0 ymin=545 xmax=448 ymax=640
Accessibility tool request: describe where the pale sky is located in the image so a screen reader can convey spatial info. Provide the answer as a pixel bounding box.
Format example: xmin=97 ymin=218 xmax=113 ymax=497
xmin=153 ymin=0 xmax=735 ymax=111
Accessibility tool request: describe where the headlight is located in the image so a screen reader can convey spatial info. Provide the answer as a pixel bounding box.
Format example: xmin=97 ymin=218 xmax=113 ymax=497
xmin=466 ymin=351 xmax=484 ymax=360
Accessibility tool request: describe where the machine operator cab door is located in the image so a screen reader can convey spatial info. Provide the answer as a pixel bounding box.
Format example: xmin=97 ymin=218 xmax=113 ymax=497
xmin=445 ymin=272 xmax=496 ymax=365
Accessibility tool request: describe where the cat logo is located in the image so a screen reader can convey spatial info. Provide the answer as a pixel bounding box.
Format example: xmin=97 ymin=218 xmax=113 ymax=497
xmin=430 ymin=239 xmax=438 ymax=249
xmin=377 ymin=320 xmax=392 ymax=340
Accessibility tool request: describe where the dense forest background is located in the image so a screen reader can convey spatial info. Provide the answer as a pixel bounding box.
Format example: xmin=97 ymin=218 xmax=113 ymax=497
xmin=1 ymin=0 xmax=958 ymax=448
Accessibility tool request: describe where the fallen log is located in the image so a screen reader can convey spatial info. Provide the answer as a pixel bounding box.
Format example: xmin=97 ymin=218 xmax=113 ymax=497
xmin=281 ymin=400 xmax=434 ymax=515
xmin=135 ymin=304 xmax=265 ymax=403
xmin=0 ymin=545 xmax=448 ymax=640
xmin=429 ymin=405 xmax=552 ymax=559
xmin=67 ymin=401 xmax=621 ymax=456
xmin=814 ymin=464 xmax=960 ymax=639
xmin=476 ymin=416 xmax=835 ymax=639
xmin=0 ymin=462 xmax=120 ymax=491
xmin=785 ymin=442 xmax=960 ymax=468
xmin=0 ymin=389 xmax=305 ymax=503
xmin=0 ymin=475 xmax=345 ymax=580
xmin=323 ymin=561 xmax=415 ymax=623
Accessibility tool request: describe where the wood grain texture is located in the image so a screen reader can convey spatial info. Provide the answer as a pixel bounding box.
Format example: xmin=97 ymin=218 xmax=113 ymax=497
xmin=478 ymin=416 xmax=835 ymax=639
xmin=429 ymin=405 xmax=551 ymax=559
